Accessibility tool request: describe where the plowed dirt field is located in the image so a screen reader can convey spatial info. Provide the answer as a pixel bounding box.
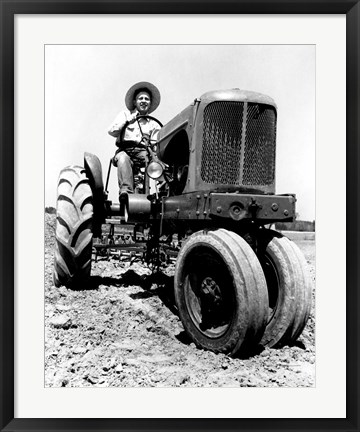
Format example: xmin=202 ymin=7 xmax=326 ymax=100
xmin=45 ymin=214 xmax=315 ymax=388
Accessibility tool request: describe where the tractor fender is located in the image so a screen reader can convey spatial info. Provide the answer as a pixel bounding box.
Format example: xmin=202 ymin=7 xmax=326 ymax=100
xmin=84 ymin=152 xmax=105 ymax=236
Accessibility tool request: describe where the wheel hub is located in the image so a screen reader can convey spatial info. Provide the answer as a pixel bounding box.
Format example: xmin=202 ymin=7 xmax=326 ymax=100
xmin=200 ymin=277 xmax=222 ymax=306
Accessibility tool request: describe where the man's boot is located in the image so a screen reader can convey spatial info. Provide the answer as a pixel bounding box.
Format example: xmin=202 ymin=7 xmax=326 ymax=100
xmin=119 ymin=192 xmax=129 ymax=223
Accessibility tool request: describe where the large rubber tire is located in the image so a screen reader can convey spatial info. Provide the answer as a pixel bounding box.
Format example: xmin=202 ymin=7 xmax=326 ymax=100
xmin=53 ymin=166 xmax=94 ymax=288
xmin=285 ymin=239 xmax=312 ymax=342
xmin=174 ymin=229 xmax=268 ymax=356
xmin=257 ymin=230 xmax=312 ymax=348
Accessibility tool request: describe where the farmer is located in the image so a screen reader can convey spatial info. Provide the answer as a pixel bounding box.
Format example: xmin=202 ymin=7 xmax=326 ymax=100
xmin=108 ymin=81 xmax=161 ymax=202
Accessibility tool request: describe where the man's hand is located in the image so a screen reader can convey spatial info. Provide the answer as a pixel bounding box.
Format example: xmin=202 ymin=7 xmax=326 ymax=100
xmin=140 ymin=134 xmax=150 ymax=146
xmin=129 ymin=111 xmax=139 ymax=123
xmin=112 ymin=155 xmax=118 ymax=167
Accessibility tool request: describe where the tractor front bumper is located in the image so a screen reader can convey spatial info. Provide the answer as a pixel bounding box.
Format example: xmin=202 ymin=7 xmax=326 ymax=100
xmin=162 ymin=192 xmax=296 ymax=223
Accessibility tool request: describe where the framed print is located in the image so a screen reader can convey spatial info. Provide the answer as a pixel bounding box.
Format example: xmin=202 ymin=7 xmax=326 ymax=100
xmin=1 ymin=1 xmax=359 ymax=431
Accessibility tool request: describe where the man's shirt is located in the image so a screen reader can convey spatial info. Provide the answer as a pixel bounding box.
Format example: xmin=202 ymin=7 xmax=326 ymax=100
xmin=108 ymin=109 xmax=160 ymax=145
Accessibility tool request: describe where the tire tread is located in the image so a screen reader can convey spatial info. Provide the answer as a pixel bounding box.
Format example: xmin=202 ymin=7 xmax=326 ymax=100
xmin=53 ymin=166 xmax=94 ymax=288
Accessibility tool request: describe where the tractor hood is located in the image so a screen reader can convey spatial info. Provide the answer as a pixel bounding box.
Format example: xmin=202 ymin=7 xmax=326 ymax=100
xmin=157 ymin=104 xmax=194 ymax=154
xmin=157 ymin=88 xmax=278 ymax=195
xmin=199 ymin=88 xmax=277 ymax=108
xmin=157 ymin=88 xmax=277 ymax=154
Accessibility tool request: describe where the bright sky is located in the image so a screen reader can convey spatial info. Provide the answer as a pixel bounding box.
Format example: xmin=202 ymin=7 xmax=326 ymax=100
xmin=45 ymin=44 xmax=315 ymax=220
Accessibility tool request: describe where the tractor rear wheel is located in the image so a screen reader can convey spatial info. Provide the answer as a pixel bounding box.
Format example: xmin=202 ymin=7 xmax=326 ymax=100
xmin=53 ymin=166 xmax=94 ymax=288
xmin=257 ymin=230 xmax=312 ymax=347
xmin=174 ymin=229 xmax=268 ymax=356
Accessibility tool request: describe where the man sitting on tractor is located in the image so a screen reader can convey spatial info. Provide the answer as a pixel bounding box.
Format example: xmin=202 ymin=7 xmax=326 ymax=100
xmin=108 ymin=81 xmax=161 ymax=202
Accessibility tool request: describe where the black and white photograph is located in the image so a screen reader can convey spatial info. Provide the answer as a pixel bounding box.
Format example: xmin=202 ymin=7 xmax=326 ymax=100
xmin=1 ymin=3 xmax=357 ymax=429
xmin=44 ymin=44 xmax=316 ymax=389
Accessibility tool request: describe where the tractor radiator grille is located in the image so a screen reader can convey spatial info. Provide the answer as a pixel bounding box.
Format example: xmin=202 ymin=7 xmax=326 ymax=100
xmin=242 ymin=103 xmax=277 ymax=185
xmin=201 ymin=102 xmax=244 ymax=184
xmin=201 ymin=101 xmax=276 ymax=186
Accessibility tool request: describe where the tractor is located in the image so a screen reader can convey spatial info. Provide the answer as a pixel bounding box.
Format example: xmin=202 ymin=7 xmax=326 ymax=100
xmin=53 ymin=88 xmax=312 ymax=356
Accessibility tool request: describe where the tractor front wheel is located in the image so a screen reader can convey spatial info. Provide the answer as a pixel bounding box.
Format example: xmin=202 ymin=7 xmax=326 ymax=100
xmin=174 ymin=229 xmax=268 ymax=356
xmin=257 ymin=230 xmax=312 ymax=348
xmin=53 ymin=166 xmax=94 ymax=288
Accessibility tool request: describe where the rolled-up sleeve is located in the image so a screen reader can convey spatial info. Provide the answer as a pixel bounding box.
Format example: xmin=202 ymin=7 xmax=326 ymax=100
xmin=149 ymin=120 xmax=161 ymax=142
xmin=108 ymin=110 xmax=128 ymax=138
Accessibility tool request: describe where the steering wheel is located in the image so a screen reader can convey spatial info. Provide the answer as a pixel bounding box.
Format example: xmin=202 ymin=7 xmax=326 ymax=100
xmin=119 ymin=115 xmax=163 ymax=148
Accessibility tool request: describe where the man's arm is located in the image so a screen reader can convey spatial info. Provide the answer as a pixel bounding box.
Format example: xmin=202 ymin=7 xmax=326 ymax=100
xmin=108 ymin=110 xmax=138 ymax=138
xmin=149 ymin=120 xmax=161 ymax=142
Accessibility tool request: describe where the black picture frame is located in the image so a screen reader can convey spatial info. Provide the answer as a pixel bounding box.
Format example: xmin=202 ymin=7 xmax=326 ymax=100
xmin=1 ymin=1 xmax=359 ymax=431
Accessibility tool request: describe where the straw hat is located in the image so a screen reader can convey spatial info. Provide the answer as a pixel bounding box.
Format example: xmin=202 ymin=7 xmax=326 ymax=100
xmin=125 ymin=81 xmax=161 ymax=114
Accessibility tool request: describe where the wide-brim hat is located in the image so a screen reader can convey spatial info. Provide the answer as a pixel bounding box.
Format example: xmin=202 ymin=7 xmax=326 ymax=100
xmin=125 ymin=81 xmax=161 ymax=114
